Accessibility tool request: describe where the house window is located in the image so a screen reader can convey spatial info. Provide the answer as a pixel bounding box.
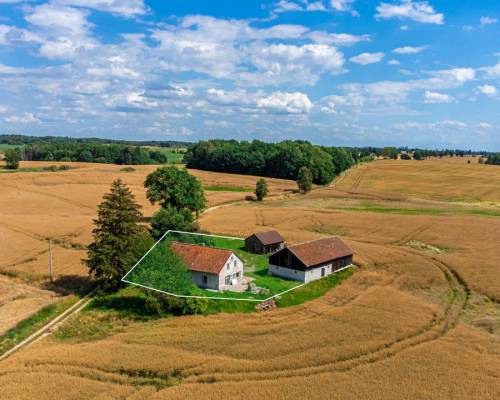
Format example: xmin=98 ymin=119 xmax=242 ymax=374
xmin=227 ymin=261 xmax=230 ymax=270
xmin=233 ymin=259 xmax=237 ymax=267
xmin=225 ymin=275 xmax=231 ymax=285
xmin=236 ymin=271 xmax=240 ymax=278
xmin=202 ymin=275 xmax=208 ymax=284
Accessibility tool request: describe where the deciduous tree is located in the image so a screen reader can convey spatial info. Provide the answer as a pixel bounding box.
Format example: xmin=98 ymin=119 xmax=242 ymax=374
xmin=255 ymin=178 xmax=268 ymax=201
xmin=4 ymin=148 xmax=21 ymax=169
xmin=297 ymin=166 xmax=313 ymax=193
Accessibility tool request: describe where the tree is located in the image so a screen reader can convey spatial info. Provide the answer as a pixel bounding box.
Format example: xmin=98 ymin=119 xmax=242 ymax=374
xmin=150 ymin=206 xmax=197 ymax=240
xmin=144 ymin=166 xmax=205 ymax=217
xmin=255 ymin=178 xmax=268 ymax=201
xmin=4 ymin=148 xmax=21 ymax=169
xmin=382 ymin=147 xmax=398 ymax=159
xmin=85 ymin=179 xmax=144 ymax=291
xmin=413 ymin=150 xmax=425 ymax=160
xmin=78 ymin=150 xmax=93 ymax=163
xmin=400 ymin=153 xmax=411 ymax=160
xmin=297 ymin=166 xmax=313 ymax=193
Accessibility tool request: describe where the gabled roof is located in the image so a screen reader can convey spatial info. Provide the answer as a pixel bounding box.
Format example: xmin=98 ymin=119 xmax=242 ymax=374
xmin=288 ymin=237 xmax=353 ymax=268
xmin=248 ymin=230 xmax=284 ymax=245
xmin=170 ymin=241 xmax=234 ymax=275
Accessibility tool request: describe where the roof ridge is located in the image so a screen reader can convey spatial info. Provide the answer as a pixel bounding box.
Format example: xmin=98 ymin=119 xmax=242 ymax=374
xmin=170 ymin=240 xmax=233 ymax=253
xmin=288 ymin=236 xmax=339 ymax=248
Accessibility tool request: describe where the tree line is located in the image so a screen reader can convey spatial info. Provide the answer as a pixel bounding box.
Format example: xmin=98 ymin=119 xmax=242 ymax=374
xmin=0 ymin=134 xmax=190 ymax=148
xmin=184 ymin=140 xmax=357 ymax=185
xmin=20 ymin=142 xmax=169 ymax=165
xmin=486 ymin=154 xmax=500 ymax=165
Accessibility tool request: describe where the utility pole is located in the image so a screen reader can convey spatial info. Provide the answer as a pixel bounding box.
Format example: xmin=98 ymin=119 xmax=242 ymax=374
xmin=48 ymin=239 xmax=53 ymax=282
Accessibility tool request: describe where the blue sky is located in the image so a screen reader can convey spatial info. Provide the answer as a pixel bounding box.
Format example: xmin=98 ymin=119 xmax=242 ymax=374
xmin=0 ymin=1 xmax=499 ymax=150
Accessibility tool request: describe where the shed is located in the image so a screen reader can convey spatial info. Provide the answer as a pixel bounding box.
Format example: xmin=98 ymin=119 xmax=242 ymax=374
xmin=245 ymin=230 xmax=285 ymax=254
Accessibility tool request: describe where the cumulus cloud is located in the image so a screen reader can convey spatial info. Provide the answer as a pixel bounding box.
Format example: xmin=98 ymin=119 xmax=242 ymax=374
xmin=308 ymin=31 xmax=370 ymax=46
xmin=4 ymin=112 xmax=40 ymax=124
xmin=257 ymin=91 xmax=313 ymax=113
xmin=388 ymin=59 xmax=400 ymax=65
xmin=424 ymin=91 xmax=454 ymax=103
xmin=480 ymin=16 xmax=498 ymax=25
xmin=52 ymin=0 xmax=148 ymax=17
xmin=350 ymin=52 xmax=384 ymax=65
xmin=393 ymin=45 xmax=427 ymax=54
xmin=376 ymin=1 xmax=444 ymax=25
xmin=477 ymin=84 xmax=498 ymax=97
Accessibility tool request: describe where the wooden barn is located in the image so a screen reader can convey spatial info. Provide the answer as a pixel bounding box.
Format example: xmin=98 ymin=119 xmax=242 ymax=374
xmin=244 ymin=231 xmax=285 ymax=254
xmin=268 ymin=237 xmax=353 ymax=283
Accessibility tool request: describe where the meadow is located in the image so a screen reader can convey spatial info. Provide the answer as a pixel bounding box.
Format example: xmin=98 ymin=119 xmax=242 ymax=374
xmin=0 ymin=157 xmax=499 ymax=399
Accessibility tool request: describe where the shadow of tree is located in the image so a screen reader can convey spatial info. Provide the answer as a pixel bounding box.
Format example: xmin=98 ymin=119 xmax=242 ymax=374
xmin=41 ymin=275 xmax=95 ymax=296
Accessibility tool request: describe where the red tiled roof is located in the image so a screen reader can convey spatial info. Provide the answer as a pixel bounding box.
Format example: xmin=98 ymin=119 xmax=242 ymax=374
xmin=250 ymin=230 xmax=285 ymax=245
xmin=288 ymin=237 xmax=353 ymax=268
xmin=170 ymin=241 xmax=233 ymax=275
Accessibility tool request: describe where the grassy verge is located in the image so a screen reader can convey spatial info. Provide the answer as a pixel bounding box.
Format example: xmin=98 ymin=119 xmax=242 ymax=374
xmin=204 ymin=185 xmax=252 ymax=192
xmin=329 ymin=205 xmax=500 ymax=218
xmin=0 ymin=295 xmax=79 ymax=356
xmin=0 ymin=165 xmax=76 ymax=174
xmin=276 ymin=267 xmax=354 ymax=307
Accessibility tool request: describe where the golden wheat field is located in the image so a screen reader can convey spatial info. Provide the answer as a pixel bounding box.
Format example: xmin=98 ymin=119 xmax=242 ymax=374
xmin=1 ymin=158 xmax=500 ymax=399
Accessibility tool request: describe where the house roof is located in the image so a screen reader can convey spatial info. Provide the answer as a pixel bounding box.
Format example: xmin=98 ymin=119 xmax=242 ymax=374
xmin=288 ymin=237 xmax=353 ymax=268
xmin=249 ymin=230 xmax=285 ymax=245
xmin=170 ymin=241 xmax=234 ymax=275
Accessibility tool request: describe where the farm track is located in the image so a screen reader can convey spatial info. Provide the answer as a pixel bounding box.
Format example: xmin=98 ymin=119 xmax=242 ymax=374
xmin=178 ymin=245 xmax=469 ymax=384
xmin=0 ymin=290 xmax=95 ymax=362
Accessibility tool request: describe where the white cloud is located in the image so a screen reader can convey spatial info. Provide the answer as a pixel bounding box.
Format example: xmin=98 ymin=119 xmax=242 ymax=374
xmin=308 ymin=31 xmax=370 ymax=46
xmin=273 ymin=1 xmax=303 ymax=13
xmin=257 ymin=91 xmax=313 ymax=113
xmin=25 ymin=4 xmax=97 ymax=59
xmin=52 ymin=1 xmax=148 ymax=17
xmin=424 ymin=91 xmax=454 ymax=103
xmin=388 ymin=59 xmax=400 ymax=65
xmin=393 ymin=45 xmax=427 ymax=54
xmin=480 ymin=16 xmax=498 ymax=25
xmin=4 ymin=112 xmax=40 ymax=124
xmin=0 ymin=105 xmax=7 ymax=113
xmin=350 ymin=52 xmax=384 ymax=65
xmin=330 ymin=0 xmax=358 ymax=15
xmin=376 ymin=1 xmax=444 ymax=25
xmin=482 ymin=62 xmax=500 ymax=78
xmin=477 ymin=84 xmax=497 ymax=97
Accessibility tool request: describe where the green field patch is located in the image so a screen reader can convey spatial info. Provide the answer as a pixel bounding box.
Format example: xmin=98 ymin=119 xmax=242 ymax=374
xmin=203 ymin=185 xmax=252 ymax=192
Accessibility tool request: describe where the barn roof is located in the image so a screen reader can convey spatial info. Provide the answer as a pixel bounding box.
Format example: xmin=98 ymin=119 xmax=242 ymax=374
xmin=288 ymin=237 xmax=353 ymax=268
xmin=249 ymin=230 xmax=285 ymax=245
xmin=170 ymin=241 xmax=234 ymax=275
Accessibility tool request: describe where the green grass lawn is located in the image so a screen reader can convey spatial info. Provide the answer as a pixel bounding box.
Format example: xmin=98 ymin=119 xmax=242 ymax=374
xmin=125 ymin=232 xmax=301 ymax=301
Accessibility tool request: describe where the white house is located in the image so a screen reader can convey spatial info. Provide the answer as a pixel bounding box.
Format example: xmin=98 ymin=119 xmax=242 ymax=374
xmin=170 ymin=241 xmax=244 ymax=291
xmin=268 ymin=237 xmax=354 ymax=283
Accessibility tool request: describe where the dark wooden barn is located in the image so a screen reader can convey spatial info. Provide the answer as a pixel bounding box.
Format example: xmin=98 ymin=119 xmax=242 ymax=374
xmin=245 ymin=231 xmax=285 ymax=254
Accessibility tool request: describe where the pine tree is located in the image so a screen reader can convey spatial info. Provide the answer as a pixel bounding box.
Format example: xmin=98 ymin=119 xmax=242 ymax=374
xmin=85 ymin=179 xmax=144 ymax=291
xmin=255 ymin=178 xmax=268 ymax=201
xmin=297 ymin=166 xmax=313 ymax=193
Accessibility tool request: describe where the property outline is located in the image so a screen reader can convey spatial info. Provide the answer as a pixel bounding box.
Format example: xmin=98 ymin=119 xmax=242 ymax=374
xmin=122 ymin=230 xmax=352 ymax=303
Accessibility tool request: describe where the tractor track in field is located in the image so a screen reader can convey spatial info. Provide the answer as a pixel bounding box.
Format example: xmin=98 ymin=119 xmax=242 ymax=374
xmin=178 ymin=245 xmax=469 ymax=385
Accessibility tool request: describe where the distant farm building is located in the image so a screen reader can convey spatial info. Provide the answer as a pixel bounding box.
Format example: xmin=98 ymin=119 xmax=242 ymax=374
xmin=170 ymin=242 xmax=243 ymax=291
xmin=268 ymin=237 xmax=354 ymax=283
xmin=245 ymin=230 xmax=285 ymax=254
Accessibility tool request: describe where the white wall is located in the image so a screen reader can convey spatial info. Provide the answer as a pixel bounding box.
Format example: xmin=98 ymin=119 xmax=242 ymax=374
xmin=191 ymin=271 xmax=219 ymax=290
xmin=218 ymin=254 xmax=244 ymax=290
xmin=269 ymin=264 xmax=305 ymax=282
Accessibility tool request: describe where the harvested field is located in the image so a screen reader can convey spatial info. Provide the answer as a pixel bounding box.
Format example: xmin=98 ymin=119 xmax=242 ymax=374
xmin=0 ymin=276 xmax=56 ymax=335
xmin=1 ymin=158 xmax=500 ymax=399
xmin=0 ymin=161 xmax=295 ymax=281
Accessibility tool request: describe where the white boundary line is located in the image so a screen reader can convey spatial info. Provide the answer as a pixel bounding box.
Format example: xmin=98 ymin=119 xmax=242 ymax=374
xmin=121 ymin=230 xmax=352 ymax=303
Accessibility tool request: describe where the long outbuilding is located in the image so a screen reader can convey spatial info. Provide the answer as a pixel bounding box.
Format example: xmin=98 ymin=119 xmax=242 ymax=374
xmin=268 ymin=237 xmax=354 ymax=283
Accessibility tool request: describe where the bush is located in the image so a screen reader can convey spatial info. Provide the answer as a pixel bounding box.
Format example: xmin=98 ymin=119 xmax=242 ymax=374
xmin=4 ymin=148 xmax=21 ymax=169
xmin=120 ymin=167 xmax=136 ymax=172
xmin=182 ymin=297 xmax=208 ymax=315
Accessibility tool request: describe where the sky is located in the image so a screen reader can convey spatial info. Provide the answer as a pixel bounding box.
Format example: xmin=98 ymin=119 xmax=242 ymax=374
xmin=0 ymin=1 xmax=499 ymax=150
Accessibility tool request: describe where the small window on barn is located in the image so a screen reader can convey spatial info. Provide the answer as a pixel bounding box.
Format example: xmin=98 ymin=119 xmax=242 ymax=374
xmin=202 ymin=275 xmax=208 ymax=284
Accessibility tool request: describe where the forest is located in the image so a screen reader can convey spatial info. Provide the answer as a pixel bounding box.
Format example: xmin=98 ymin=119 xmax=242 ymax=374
xmin=486 ymin=153 xmax=500 ymax=165
xmin=21 ymin=142 xmax=168 ymax=165
xmin=184 ymin=140 xmax=357 ymax=184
